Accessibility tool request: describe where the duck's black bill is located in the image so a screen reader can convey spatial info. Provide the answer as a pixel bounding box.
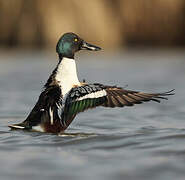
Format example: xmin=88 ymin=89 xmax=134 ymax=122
xmin=81 ymin=41 xmax=101 ymax=51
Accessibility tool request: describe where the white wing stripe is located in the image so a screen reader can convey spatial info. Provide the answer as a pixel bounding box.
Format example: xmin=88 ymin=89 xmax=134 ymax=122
xmin=77 ymin=90 xmax=107 ymax=101
xmin=49 ymin=107 xmax=54 ymax=125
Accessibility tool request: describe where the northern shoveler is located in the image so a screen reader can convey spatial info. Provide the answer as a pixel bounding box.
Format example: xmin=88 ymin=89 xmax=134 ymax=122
xmin=8 ymin=32 xmax=174 ymax=134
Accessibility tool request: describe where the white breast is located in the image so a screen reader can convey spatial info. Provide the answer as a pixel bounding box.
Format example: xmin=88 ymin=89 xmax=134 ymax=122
xmin=55 ymin=57 xmax=80 ymax=97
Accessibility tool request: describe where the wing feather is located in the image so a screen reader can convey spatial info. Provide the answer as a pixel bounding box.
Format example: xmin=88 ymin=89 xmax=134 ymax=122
xmin=62 ymin=84 xmax=174 ymax=126
xmin=62 ymin=84 xmax=108 ymax=124
xmin=102 ymin=87 xmax=174 ymax=107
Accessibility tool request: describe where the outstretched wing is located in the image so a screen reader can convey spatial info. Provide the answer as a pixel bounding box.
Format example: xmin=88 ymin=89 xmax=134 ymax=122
xmin=61 ymin=83 xmax=174 ymax=126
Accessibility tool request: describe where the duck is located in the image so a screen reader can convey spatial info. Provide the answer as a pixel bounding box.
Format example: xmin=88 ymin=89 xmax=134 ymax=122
xmin=8 ymin=32 xmax=174 ymax=134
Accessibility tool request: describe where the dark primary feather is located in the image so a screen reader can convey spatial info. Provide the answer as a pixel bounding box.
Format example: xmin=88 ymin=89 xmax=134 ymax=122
xmin=103 ymin=86 xmax=174 ymax=108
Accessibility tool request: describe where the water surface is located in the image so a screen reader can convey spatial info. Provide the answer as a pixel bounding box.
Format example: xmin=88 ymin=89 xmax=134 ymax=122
xmin=0 ymin=49 xmax=185 ymax=180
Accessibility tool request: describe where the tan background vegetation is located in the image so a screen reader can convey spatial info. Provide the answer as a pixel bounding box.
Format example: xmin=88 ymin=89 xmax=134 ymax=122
xmin=0 ymin=0 xmax=185 ymax=49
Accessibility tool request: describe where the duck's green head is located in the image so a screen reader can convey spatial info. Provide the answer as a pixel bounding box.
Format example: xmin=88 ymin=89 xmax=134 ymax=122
xmin=56 ymin=32 xmax=101 ymax=59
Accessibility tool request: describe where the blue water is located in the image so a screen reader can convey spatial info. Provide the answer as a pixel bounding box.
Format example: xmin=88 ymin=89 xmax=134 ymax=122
xmin=0 ymin=49 xmax=185 ymax=180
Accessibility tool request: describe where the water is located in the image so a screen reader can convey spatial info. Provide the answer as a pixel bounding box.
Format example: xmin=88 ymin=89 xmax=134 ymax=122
xmin=0 ymin=49 xmax=185 ymax=180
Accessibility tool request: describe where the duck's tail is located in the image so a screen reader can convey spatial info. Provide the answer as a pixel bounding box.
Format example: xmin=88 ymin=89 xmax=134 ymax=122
xmin=8 ymin=123 xmax=27 ymax=130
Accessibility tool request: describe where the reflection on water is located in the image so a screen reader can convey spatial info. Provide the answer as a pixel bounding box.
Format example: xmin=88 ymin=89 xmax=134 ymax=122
xmin=59 ymin=133 xmax=97 ymax=137
xmin=0 ymin=49 xmax=185 ymax=180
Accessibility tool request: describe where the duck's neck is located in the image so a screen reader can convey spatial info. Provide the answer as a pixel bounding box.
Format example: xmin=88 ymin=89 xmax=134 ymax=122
xmin=55 ymin=57 xmax=80 ymax=96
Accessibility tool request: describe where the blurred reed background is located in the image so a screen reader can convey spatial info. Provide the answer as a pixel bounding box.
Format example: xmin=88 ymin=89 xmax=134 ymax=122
xmin=0 ymin=0 xmax=185 ymax=50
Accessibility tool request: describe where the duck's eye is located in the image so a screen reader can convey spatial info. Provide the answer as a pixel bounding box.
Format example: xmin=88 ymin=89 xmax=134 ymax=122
xmin=74 ymin=38 xmax=78 ymax=42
